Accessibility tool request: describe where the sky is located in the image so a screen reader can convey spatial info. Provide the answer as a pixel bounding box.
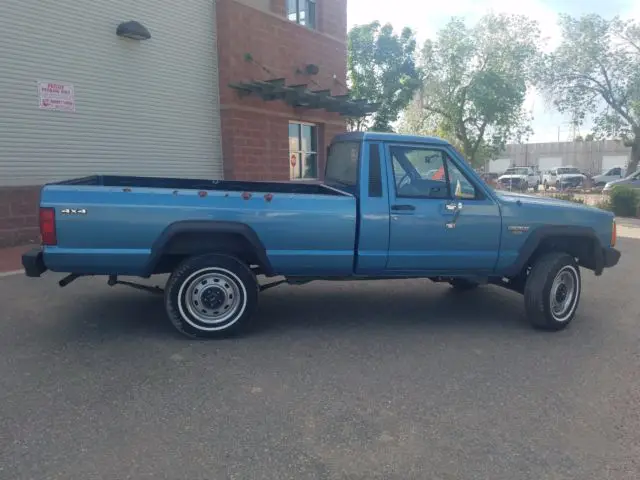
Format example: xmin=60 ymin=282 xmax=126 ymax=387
xmin=347 ymin=0 xmax=640 ymax=142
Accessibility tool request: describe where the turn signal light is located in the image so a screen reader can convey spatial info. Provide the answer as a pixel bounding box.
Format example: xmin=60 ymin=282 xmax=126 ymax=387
xmin=40 ymin=207 xmax=57 ymax=246
xmin=611 ymin=219 xmax=617 ymax=247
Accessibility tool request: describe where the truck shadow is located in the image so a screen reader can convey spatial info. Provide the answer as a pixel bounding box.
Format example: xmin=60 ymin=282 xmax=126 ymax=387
xmin=253 ymin=282 xmax=529 ymax=336
xmin=58 ymin=235 xmax=637 ymax=341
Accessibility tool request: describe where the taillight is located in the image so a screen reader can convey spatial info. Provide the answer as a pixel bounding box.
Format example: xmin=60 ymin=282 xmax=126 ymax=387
xmin=40 ymin=207 xmax=57 ymax=246
xmin=611 ymin=219 xmax=617 ymax=247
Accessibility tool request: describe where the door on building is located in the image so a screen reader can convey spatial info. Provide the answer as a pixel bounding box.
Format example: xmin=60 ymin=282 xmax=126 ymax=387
xmin=538 ymin=157 xmax=562 ymax=174
xmin=489 ymin=158 xmax=511 ymax=174
xmin=602 ymin=155 xmax=629 ymax=173
xmin=384 ymin=144 xmax=501 ymax=273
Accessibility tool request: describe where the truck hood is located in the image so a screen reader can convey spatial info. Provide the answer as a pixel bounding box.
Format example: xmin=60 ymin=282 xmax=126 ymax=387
xmin=495 ymin=190 xmax=614 ymax=249
xmin=495 ymin=191 xmax=595 ymax=212
xmin=498 ymin=174 xmax=527 ymax=180
xmin=556 ymin=173 xmax=585 ymax=180
xmin=604 ymin=177 xmax=630 ymax=188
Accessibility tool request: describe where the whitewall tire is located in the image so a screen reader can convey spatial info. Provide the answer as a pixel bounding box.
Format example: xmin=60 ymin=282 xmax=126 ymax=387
xmin=165 ymin=254 xmax=258 ymax=338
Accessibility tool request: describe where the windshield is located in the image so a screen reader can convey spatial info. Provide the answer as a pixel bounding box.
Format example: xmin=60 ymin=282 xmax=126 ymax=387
xmin=504 ymin=168 xmax=529 ymax=175
xmin=557 ymin=167 xmax=580 ymax=174
xmin=627 ymin=170 xmax=640 ymax=180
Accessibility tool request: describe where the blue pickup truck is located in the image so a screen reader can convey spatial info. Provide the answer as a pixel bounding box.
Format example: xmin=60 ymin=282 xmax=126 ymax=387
xmin=22 ymin=132 xmax=620 ymax=338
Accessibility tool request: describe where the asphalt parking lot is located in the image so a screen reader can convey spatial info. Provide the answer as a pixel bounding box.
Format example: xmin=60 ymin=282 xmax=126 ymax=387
xmin=1 ymin=238 xmax=639 ymax=480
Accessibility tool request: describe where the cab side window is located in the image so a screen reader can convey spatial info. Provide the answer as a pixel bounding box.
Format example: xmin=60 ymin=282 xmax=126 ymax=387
xmin=446 ymin=159 xmax=478 ymax=199
xmin=389 ymin=145 xmax=478 ymax=199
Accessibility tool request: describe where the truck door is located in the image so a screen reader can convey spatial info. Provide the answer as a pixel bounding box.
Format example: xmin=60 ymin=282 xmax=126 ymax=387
xmin=383 ymin=143 xmax=501 ymax=273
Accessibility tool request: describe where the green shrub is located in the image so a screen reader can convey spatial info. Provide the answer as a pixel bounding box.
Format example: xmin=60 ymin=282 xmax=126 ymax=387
xmin=609 ymin=186 xmax=640 ymax=217
xmin=553 ymin=193 xmax=585 ymax=204
xmin=595 ymin=199 xmax=612 ymax=211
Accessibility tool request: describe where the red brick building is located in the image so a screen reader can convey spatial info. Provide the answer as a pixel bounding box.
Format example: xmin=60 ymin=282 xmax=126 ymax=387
xmin=217 ymin=0 xmax=351 ymax=181
xmin=0 ymin=0 xmax=357 ymax=248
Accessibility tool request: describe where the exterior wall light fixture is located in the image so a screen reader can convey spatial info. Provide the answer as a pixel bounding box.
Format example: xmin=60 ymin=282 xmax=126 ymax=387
xmin=116 ymin=21 xmax=151 ymax=40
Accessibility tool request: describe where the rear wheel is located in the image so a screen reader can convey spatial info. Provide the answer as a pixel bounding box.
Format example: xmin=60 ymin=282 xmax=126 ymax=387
xmin=165 ymin=254 xmax=258 ymax=338
xmin=524 ymin=252 xmax=581 ymax=331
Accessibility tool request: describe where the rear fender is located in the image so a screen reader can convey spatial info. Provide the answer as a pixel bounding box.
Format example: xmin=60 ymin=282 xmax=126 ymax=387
xmin=143 ymin=220 xmax=274 ymax=276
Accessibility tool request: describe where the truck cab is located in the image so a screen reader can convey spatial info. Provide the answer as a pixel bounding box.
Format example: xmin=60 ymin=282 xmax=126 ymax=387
xmin=23 ymin=132 xmax=621 ymax=339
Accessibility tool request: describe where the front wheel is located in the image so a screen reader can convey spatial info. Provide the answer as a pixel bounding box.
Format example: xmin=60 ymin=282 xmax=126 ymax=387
xmin=524 ymin=252 xmax=581 ymax=331
xmin=165 ymin=254 xmax=259 ymax=338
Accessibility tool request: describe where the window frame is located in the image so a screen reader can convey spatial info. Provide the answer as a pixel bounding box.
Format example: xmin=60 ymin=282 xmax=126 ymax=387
xmin=289 ymin=121 xmax=318 ymax=181
xmin=287 ymin=0 xmax=317 ymax=29
xmin=324 ymin=140 xmax=361 ymax=192
xmin=386 ymin=143 xmax=486 ymax=201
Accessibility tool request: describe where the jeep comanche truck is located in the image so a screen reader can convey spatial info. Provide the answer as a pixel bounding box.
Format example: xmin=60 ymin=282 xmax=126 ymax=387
xmin=22 ymin=132 xmax=621 ymax=338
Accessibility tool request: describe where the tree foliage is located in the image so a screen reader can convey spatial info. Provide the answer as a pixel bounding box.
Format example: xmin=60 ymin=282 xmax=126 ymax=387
xmin=535 ymin=14 xmax=640 ymax=173
xmin=347 ymin=21 xmax=421 ymax=132
xmin=401 ymin=14 xmax=540 ymax=166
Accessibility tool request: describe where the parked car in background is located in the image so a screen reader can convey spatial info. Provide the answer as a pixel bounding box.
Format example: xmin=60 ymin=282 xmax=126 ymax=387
xmin=543 ymin=167 xmax=586 ymax=190
xmin=480 ymin=172 xmax=500 ymax=188
xmin=593 ymin=167 xmax=626 ymax=187
xmin=603 ymin=169 xmax=640 ymax=193
xmin=498 ymin=167 xmax=539 ymax=191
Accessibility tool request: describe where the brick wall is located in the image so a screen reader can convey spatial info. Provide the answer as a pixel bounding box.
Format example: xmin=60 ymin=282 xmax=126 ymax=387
xmin=216 ymin=0 xmax=347 ymax=180
xmin=0 ymin=186 xmax=40 ymax=247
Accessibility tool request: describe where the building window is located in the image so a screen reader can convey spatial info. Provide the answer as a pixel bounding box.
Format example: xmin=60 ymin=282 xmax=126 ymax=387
xmin=287 ymin=0 xmax=316 ymax=29
xmin=289 ymin=122 xmax=318 ymax=180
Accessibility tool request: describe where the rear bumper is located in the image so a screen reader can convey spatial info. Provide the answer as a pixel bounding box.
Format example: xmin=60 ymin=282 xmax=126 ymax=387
xmin=22 ymin=248 xmax=47 ymax=277
xmin=603 ymin=247 xmax=621 ymax=269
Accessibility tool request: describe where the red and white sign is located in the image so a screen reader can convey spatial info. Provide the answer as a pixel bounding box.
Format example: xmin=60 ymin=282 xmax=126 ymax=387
xmin=290 ymin=154 xmax=297 ymax=167
xmin=38 ymin=81 xmax=75 ymax=112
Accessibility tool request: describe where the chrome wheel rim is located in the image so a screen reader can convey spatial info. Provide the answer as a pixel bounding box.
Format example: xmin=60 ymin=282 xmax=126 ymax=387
xmin=550 ymin=266 xmax=578 ymax=321
xmin=178 ymin=268 xmax=246 ymax=329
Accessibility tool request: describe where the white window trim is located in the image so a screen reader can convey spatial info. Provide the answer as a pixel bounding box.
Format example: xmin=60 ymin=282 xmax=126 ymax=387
xmin=287 ymin=0 xmax=317 ymax=29
xmin=289 ymin=121 xmax=318 ymax=181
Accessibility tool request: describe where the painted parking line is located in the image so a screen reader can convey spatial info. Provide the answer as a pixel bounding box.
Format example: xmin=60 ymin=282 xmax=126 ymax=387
xmin=0 ymin=270 xmax=23 ymax=278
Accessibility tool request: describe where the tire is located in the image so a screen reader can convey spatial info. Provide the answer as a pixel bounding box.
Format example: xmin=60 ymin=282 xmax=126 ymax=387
xmin=524 ymin=252 xmax=581 ymax=331
xmin=164 ymin=254 xmax=259 ymax=338
xmin=449 ymin=278 xmax=479 ymax=291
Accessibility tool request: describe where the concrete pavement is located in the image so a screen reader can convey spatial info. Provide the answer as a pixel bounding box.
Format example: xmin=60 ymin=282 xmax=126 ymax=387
xmin=1 ymin=238 xmax=639 ymax=479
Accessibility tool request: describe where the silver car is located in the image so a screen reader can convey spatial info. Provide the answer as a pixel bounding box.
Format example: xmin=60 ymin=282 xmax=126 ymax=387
xmin=603 ymin=169 xmax=640 ymax=192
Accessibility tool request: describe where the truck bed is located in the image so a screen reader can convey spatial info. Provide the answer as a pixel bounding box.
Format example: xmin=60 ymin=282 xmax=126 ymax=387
xmin=53 ymin=175 xmax=347 ymax=196
xmin=41 ymin=175 xmax=357 ymax=278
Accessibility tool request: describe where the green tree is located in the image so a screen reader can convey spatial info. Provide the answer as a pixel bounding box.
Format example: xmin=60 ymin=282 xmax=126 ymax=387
xmin=347 ymin=21 xmax=421 ymax=132
xmin=535 ymin=14 xmax=640 ymax=174
xmin=402 ymin=14 xmax=540 ymax=166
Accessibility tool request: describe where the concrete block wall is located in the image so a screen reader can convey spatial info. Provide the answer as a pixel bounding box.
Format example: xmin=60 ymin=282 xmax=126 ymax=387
xmin=502 ymin=140 xmax=631 ymax=173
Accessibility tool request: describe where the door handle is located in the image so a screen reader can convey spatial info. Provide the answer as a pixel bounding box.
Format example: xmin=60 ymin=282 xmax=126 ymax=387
xmin=445 ymin=202 xmax=463 ymax=229
xmin=391 ymin=204 xmax=416 ymax=211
